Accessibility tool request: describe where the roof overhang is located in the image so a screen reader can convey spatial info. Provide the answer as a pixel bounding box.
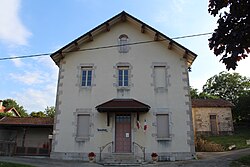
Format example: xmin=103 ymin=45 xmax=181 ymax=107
xmin=50 ymin=11 xmax=197 ymax=67
xmin=96 ymin=98 xmax=150 ymax=112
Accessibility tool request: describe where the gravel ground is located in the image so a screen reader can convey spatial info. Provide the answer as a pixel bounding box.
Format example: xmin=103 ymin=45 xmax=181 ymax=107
xmin=0 ymin=148 xmax=249 ymax=167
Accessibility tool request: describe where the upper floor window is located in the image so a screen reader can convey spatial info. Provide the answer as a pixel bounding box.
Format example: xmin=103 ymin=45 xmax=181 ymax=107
xmin=118 ymin=66 xmax=129 ymax=87
xmin=154 ymin=66 xmax=166 ymax=88
xmin=81 ymin=67 xmax=92 ymax=87
xmin=152 ymin=63 xmax=169 ymax=92
xmin=118 ymin=34 xmax=129 ymax=53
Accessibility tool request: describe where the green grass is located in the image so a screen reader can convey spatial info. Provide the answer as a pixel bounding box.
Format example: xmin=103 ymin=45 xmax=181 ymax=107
xmin=230 ymin=154 xmax=250 ymax=167
xmin=206 ymin=128 xmax=250 ymax=150
xmin=0 ymin=162 xmax=34 ymax=167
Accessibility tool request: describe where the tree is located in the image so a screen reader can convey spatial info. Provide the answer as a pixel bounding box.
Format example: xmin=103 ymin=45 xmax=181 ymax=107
xmin=44 ymin=106 xmax=55 ymax=118
xmin=208 ymin=0 xmax=250 ymax=70
xmin=0 ymin=112 xmax=13 ymax=119
xmin=190 ymin=87 xmax=219 ymax=99
xmin=30 ymin=111 xmax=46 ymax=117
xmin=3 ymin=99 xmax=28 ymax=117
xmin=203 ymin=71 xmax=250 ymax=104
xmin=30 ymin=106 xmax=55 ymax=118
xmin=233 ymin=91 xmax=250 ymax=125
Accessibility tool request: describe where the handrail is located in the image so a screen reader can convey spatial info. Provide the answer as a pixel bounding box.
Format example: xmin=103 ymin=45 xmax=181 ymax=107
xmin=99 ymin=141 xmax=113 ymax=161
xmin=133 ymin=142 xmax=145 ymax=161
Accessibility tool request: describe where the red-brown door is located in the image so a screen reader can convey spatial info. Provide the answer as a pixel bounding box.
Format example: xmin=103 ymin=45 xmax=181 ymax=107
xmin=115 ymin=114 xmax=131 ymax=153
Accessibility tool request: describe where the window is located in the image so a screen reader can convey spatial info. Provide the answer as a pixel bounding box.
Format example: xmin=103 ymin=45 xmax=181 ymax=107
xmin=156 ymin=114 xmax=170 ymax=140
xmin=81 ymin=67 xmax=92 ymax=87
xmin=118 ymin=34 xmax=129 ymax=53
xmin=154 ymin=66 xmax=166 ymax=88
xmin=118 ymin=66 xmax=129 ymax=87
xmin=76 ymin=114 xmax=90 ymax=139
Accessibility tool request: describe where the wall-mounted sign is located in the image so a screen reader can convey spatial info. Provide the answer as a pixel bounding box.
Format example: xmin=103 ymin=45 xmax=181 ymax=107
xmin=97 ymin=128 xmax=108 ymax=132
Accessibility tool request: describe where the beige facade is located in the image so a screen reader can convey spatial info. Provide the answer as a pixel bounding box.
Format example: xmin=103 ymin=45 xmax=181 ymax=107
xmin=192 ymin=99 xmax=234 ymax=136
xmin=50 ymin=11 xmax=197 ymax=162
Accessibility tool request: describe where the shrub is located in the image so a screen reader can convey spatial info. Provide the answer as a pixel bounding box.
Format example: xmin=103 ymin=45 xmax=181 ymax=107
xmin=195 ymin=136 xmax=225 ymax=152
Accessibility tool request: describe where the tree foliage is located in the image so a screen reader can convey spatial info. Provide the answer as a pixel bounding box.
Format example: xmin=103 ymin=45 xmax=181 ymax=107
xmin=3 ymin=99 xmax=28 ymax=117
xmin=30 ymin=106 xmax=55 ymax=118
xmin=203 ymin=71 xmax=250 ymax=104
xmin=190 ymin=87 xmax=219 ymax=99
xmin=234 ymin=91 xmax=250 ymax=124
xmin=30 ymin=111 xmax=46 ymax=118
xmin=44 ymin=106 xmax=55 ymax=118
xmin=0 ymin=112 xmax=13 ymax=119
xmin=208 ymin=0 xmax=250 ymax=70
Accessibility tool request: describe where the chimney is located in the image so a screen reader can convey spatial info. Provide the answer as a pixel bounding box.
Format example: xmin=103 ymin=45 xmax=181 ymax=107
xmin=0 ymin=100 xmax=2 ymax=109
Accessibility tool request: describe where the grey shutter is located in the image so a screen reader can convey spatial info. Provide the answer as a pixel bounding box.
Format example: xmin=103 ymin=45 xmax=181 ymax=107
xmin=77 ymin=114 xmax=90 ymax=138
xmin=157 ymin=114 xmax=169 ymax=138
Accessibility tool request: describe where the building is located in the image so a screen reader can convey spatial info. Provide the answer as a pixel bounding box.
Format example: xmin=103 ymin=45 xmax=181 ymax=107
xmin=50 ymin=11 xmax=197 ymax=162
xmin=192 ymin=99 xmax=234 ymax=136
xmin=0 ymin=100 xmax=20 ymax=117
xmin=0 ymin=117 xmax=53 ymax=156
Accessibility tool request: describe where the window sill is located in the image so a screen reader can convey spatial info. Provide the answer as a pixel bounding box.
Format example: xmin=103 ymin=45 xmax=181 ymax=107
xmin=80 ymin=86 xmax=92 ymax=90
xmin=75 ymin=137 xmax=89 ymax=142
xmin=117 ymin=87 xmax=130 ymax=90
xmin=156 ymin=137 xmax=171 ymax=141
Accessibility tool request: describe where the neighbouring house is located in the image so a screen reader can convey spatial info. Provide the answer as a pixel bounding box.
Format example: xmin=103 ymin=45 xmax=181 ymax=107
xmin=192 ymin=99 xmax=234 ymax=136
xmin=0 ymin=100 xmax=20 ymax=117
xmin=50 ymin=11 xmax=197 ymax=162
xmin=0 ymin=117 xmax=53 ymax=156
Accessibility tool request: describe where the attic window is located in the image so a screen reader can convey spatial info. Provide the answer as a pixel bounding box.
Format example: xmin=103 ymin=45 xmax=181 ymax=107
xmin=118 ymin=34 xmax=129 ymax=53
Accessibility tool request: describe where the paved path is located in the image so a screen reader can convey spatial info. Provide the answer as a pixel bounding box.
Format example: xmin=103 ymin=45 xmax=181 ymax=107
xmin=0 ymin=148 xmax=249 ymax=167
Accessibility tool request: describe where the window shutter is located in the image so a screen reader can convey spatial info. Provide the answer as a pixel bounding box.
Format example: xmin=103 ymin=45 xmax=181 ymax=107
xmin=157 ymin=114 xmax=170 ymax=138
xmin=77 ymin=114 xmax=90 ymax=138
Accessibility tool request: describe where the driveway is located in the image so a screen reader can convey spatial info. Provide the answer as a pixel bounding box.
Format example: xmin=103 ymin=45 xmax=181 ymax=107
xmin=0 ymin=148 xmax=249 ymax=167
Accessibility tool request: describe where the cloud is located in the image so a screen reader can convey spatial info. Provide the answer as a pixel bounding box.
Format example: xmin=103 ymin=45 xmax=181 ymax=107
xmin=14 ymin=85 xmax=57 ymax=112
xmin=9 ymin=70 xmax=49 ymax=85
xmin=171 ymin=0 xmax=186 ymax=13
xmin=10 ymin=54 xmax=24 ymax=67
xmin=0 ymin=0 xmax=32 ymax=46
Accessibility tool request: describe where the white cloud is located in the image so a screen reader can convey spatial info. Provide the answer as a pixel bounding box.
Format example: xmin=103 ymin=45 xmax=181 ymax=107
xmin=10 ymin=54 xmax=24 ymax=67
xmin=171 ymin=0 xmax=186 ymax=13
xmin=0 ymin=0 xmax=32 ymax=46
xmin=9 ymin=70 xmax=50 ymax=85
xmin=14 ymin=85 xmax=57 ymax=112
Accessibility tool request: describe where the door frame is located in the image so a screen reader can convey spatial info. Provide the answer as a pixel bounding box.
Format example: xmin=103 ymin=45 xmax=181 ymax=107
xmin=113 ymin=113 xmax=133 ymax=153
xmin=209 ymin=114 xmax=219 ymax=135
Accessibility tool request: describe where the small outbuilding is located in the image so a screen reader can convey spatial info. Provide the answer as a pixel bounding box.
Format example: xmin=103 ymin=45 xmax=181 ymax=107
xmin=192 ymin=99 xmax=234 ymax=136
xmin=0 ymin=117 xmax=53 ymax=156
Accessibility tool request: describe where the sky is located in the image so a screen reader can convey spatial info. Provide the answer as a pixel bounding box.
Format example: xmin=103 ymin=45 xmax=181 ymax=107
xmin=0 ymin=0 xmax=249 ymax=113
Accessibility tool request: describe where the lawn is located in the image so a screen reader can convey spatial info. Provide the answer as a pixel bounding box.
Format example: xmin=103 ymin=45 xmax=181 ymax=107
xmin=206 ymin=127 xmax=250 ymax=150
xmin=0 ymin=162 xmax=34 ymax=167
xmin=230 ymin=154 xmax=250 ymax=167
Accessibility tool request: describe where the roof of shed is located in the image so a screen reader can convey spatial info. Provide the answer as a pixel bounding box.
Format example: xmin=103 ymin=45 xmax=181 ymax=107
xmin=0 ymin=117 xmax=54 ymax=127
xmin=192 ymin=99 xmax=234 ymax=108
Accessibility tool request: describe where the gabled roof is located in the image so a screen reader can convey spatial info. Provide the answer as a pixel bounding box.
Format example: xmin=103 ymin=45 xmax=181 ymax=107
xmin=0 ymin=117 xmax=54 ymax=127
xmin=0 ymin=106 xmax=21 ymax=117
xmin=192 ymin=99 xmax=234 ymax=108
xmin=51 ymin=11 xmax=197 ymax=67
xmin=96 ymin=98 xmax=150 ymax=112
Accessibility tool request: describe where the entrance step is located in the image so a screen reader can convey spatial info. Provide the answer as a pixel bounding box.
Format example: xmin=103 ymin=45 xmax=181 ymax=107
xmin=101 ymin=153 xmax=145 ymax=166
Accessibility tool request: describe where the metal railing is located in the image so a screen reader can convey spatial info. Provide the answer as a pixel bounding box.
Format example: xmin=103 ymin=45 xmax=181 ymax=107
xmin=133 ymin=142 xmax=145 ymax=161
xmin=99 ymin=141 xmax=113 ymax=161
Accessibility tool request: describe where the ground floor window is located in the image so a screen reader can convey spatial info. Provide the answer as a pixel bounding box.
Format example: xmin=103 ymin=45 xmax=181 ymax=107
xmin=76 ymin=114 xmax=90 ymax=139
xmin=156 ymin=114 xmax=170 ymax=140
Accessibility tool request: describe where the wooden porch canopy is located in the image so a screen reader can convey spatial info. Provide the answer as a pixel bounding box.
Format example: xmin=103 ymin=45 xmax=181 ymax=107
xmin=96 ymin=98 xmax=150 ymax=112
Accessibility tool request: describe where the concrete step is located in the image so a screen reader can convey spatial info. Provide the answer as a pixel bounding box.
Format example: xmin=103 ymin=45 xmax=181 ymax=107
xmin=101 ymin=153 xmax=144 ymax=166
